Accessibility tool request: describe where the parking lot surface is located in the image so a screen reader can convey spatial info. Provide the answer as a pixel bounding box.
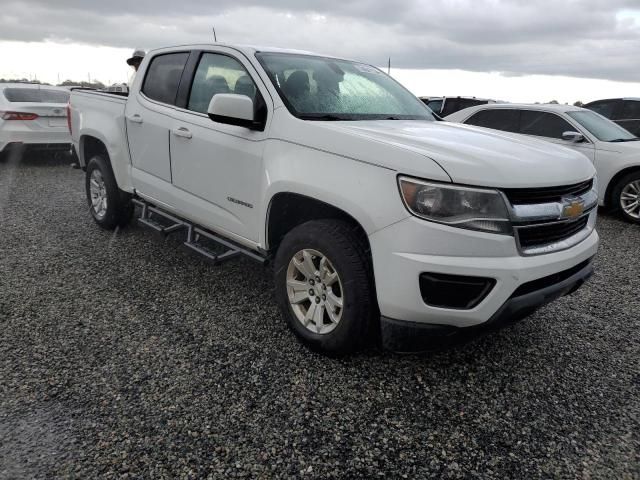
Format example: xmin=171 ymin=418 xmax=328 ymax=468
xmin=1 ymin=155 xmax=638 ymax=479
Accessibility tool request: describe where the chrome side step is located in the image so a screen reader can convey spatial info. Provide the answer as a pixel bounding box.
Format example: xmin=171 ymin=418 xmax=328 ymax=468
xmin=132 ymin=198 xmax=267 ymax=266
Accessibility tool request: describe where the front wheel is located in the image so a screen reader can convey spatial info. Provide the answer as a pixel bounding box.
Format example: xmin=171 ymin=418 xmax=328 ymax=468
xmin=274 ymin=219 xmax=376 ymax=355
xmin=612 ymin=171 xmax=640 ymax=224
xmin=85 ymin=155 xmax=133 ymax=230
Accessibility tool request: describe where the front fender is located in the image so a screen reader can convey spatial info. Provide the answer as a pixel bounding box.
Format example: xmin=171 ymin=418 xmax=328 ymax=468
xmin=259 ymin=140 xmax=410 ymax=248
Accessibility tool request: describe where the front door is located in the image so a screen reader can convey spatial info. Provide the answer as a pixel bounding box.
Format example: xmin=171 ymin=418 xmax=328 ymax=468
xmin=168 ymin=50 xmax=271 ymax=242
xmin=518 ymin=110 xmax=596 ymax=162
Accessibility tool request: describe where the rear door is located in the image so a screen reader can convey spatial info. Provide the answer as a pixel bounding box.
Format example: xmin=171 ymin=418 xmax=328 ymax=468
xmin=126 ymin=51 xmax=189 ymax=194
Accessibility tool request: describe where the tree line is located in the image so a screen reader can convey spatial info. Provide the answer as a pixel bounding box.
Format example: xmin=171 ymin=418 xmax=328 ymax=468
xmin=0 ymin=78 xmax=106 ymax=89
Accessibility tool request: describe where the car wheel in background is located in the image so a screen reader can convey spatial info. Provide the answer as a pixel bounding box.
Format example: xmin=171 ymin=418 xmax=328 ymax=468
xmin=85 ymin=155 xmax=133 ymax=230
xmin=612 ymin=171 xmax=640 ymax=224
xmin=273 ymin=219 xmax=376 ymax=355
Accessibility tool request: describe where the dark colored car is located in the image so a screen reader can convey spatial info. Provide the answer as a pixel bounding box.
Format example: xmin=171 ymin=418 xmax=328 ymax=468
xmin=584 ymin=98 xmax=640 ymax=137
xmin=420 ymin=96 xmax=494 ymax=117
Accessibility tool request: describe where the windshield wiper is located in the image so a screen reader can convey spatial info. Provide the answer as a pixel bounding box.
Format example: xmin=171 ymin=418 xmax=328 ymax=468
xmin=299 ymin=114 xmax=346 ymax=121
xmin=610 ymin=137 xmax=640 ymax=142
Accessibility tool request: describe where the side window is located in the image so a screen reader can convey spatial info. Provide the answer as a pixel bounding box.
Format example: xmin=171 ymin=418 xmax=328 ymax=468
xmin=425 ymin=99 xmax=443 ymax=114
xmin=519 ymin=111 xmax=574 ymax=139
xmin=465 ymin=109 xmax=519 ymax=133
xmin=586 ymin=100 xmax=616 ymax=118
xmin=620 ymin=100 xmax=640 ymax=120
xmin=142 ymin=53 xmax=189 ymax=105
xmin=188 ymin=53 xmax=259 ymax=114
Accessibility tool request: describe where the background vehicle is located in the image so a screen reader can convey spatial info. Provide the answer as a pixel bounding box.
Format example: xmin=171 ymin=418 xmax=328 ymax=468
xmin=584 ymin=98 xmax=640 ymax=137
xmin=0 ymin=83 xmax=71 ymax=157
xmin=446 ymin=103 xmax=640 ymax=223
xmin=103 ymin=83 xmax=129 ymax=95
xmin=420 ymin=96 xmax=496 ymax=116
xmin=69 ymin=44 xmax=598 ymax=354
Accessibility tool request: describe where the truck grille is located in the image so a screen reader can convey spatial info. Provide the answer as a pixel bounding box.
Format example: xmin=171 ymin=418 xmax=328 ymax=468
xmin=503 ymin=180 xmax=593 ymax=205
xmin=517 ymin=215 xmax=589 ymax=249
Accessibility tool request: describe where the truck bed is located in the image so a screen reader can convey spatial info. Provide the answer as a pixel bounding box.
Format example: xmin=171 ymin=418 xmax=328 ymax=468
xmin=69 ymin=89 xmax=132 ymax=191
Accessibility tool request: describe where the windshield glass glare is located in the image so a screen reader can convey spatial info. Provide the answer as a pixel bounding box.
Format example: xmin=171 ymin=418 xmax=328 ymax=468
xmin=567 ymin=110 xmax=637 ymax=142
xmin=255 ymin=52 xmax=435 ymax=121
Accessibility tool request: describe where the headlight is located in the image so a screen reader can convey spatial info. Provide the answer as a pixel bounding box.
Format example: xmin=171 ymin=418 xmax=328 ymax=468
xmin=398 ymin=176 xmax=512 ymax=234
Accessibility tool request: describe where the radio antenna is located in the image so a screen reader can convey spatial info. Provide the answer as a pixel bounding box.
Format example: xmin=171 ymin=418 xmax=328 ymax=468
xmin=212 ymin=26 xmax=217 ymax=42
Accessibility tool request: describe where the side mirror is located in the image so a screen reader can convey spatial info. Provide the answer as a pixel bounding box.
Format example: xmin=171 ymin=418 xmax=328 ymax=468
xmin=208 ymin=94 xmax=262 ymax=130
xmin=562 ymin=131 xmax=585 ymax=143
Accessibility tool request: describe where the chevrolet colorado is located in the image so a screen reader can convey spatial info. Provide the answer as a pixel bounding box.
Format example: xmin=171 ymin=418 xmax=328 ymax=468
xmin=69 ymin=44 xmax=599 ymax=353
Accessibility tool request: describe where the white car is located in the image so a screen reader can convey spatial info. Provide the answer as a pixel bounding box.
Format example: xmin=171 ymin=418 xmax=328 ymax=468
xmin=0 ymin=83 xmax=71 ymax=157
xmin=446 ymin=103 xmax=640 ymax=223
xmin=69 ymin=44 xmax=598 ymax=354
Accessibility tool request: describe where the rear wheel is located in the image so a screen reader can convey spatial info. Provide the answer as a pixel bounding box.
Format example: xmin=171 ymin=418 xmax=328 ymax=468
xmin=85 ymin=155 xmax=133 ymax=230
xmin=612 ymin=171 xmax=640 ymax=224
xmin=274 ymin=219 xmax=375 ymax=355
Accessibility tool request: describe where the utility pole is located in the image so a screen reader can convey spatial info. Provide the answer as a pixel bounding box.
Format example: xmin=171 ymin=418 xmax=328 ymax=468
xmin=387 ymin=58 xmax=391 ymax=75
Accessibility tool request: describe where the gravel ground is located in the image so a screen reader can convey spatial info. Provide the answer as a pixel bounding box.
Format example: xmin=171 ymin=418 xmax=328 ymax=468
xmin=0 ymin=153 xmax=638 ymax=479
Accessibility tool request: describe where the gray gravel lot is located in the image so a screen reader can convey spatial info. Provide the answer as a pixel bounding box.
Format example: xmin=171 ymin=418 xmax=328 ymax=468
xmin=0 ymin=154 xmax=638 ymax=479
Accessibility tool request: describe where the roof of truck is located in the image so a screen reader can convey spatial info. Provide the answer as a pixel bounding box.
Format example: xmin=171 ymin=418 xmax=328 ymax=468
xmin=148 ymin=43 xmax=348 ymax=61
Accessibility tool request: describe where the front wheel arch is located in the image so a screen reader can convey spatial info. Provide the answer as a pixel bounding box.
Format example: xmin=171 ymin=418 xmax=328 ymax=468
xmin=605 ymin=166 xmax=640 ymax=208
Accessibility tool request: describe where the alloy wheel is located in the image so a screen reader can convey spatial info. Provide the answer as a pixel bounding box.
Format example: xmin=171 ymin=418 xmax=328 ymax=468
xmin=620 ymin=180 xmax=640 ymax=219
xmin=286 ymin=249 xmax=344 ymax=335
xmin=89 ymin=169 xmax=108 ymax=219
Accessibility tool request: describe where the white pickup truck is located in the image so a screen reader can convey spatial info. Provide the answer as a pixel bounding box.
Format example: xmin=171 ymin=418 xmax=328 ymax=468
xmin=69 ymin=44 xmax=599 ymax=354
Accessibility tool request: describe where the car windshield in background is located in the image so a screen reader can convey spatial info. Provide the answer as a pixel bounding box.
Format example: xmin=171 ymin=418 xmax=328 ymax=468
xmin=3 ymin=87 xmax=70 ymax=104
xmin=255 ymin=52 xmax=435 ymax=121
xmin=567 ymin=110 xmax=638 ymax=142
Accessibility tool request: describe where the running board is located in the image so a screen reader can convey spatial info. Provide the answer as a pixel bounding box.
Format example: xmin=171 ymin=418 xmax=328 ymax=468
xmin=132 ymin=198 xmax=267 ymax=266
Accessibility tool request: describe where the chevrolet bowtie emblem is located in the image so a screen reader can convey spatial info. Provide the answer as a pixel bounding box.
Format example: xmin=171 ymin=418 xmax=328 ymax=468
xmin=561 ymin=199 xmax=585 ymax=219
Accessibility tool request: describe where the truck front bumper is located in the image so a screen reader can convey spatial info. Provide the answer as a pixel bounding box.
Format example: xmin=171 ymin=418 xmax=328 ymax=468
xmin=369 ymin=215 xmax=599 ymax=351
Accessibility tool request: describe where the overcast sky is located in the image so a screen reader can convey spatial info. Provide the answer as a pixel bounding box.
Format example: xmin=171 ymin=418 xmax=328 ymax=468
xmin=1 ymin=0 xmax=639 ymax=102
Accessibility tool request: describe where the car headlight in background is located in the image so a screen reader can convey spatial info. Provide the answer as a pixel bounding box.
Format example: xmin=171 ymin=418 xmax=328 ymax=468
xmin=398 ymin=176 xmax=512 ymax=234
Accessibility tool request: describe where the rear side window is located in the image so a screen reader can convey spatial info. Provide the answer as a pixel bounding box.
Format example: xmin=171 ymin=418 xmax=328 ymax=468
xmin=585 ymin=100 xmax=617 ymax=118
xmin=188 ymin=53 xmax=259 ymax=114
xmin=3 ymin=87 xmax=69 ymax=103
xmin=142 ymin=52 xmax=189 ymax=105
xmin=519 ymin=111 xmax=573 ymax=139
xmin=441 ymin=98 xmax=487 ymax=117
xmin=465 ymin=109 xmax=519 ymax=132
xmin=620 ymin=100 xmax=640 ymax=120
xmin=424 ymin=99 xmax=443 ymax=114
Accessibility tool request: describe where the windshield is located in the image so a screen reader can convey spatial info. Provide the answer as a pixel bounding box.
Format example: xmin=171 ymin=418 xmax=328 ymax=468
xmin=567 ymin=110 xmax=638 ymax=142
xmin=255 ymin=52 xmax=435 ymax=121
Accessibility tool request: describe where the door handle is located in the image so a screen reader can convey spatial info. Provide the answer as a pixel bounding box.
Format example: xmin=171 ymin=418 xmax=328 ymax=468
xmin=172 ymin=127 xmax=192 ymax=139
xmin=128 ymin=114 xmax=143 ymax=124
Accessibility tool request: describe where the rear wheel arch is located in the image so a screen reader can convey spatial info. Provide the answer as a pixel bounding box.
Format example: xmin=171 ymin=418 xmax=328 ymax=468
xmin=80 ymin=135 xmax=109 ymax=170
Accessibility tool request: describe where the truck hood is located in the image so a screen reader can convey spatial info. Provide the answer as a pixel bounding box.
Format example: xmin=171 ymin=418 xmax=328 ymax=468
xmin=319 ymin=120 xmax=595 ymax=188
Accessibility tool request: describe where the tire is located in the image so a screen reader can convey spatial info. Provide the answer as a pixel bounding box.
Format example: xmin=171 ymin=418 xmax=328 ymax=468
xmin=85 ymin=155 xmax=133 ymax=230
xmin=274 ymin=219 xmax=376 ymax=355
xmin=611 ymin=171 xmax=640 ymax=224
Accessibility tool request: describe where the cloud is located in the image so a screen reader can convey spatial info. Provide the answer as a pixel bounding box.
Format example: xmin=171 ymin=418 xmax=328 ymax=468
xmin=1 ymin=0 xmax=639 ymax=81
